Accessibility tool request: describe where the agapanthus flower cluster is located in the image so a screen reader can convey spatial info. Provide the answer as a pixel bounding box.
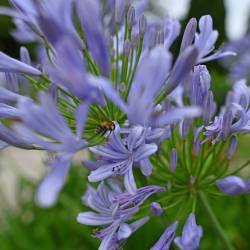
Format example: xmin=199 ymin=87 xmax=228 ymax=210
xmin=0 ymin=0 xmax=248 ymax=249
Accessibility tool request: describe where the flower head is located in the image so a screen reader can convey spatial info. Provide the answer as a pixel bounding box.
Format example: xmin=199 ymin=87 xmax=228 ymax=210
xmin=77 ymin=181 xmax=149 ymax=249
xmin=88 ymin=125 xmax=157 ymax=193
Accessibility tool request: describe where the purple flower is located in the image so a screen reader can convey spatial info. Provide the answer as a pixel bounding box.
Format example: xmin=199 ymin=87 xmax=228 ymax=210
xmin=37 ymin=0 xmax=81 ymax=46
xmin=194 ymin=15 xmax=236 ymax=63
xmin=152 ymin=106 xmax=201 ymax=128
xmin=46 ymin=37 xmax=127 ymax=110
xmin=0 ymin=0 xmax=42 ymax=42
xmin=0 ymin=51 xmax=41 ymax=75
xmin=12 ymin=92 xmax=88 ymax=207
xmin=0 ymin=87 xmax=22 ymax=102
xmin=150 ymin=221 xmax=179 ymax=250
xmin=20 ymin=46 xmax=31 ymax=65
xmin=108 ymin=216 xmax=149 ymax=250
xmin=4 ymin=72 xmax=19 ymax=93
xmin=36 ymin=154 xmax=72 ymax=207
xmin=115 ymin=185 xmax=165 ymax=208
xmin=127 ymin=45 xmax=172 ymax=125
xmin=127 ymin=45 xmax=201 ymax=127
xmin=0 ymin=122 xmax=34 ymax=150
xmin=180 ymin=18 xmax=197 ymax=53
xmin=216 ymin=176 xmax=250 ymax=195
xmin=45 ymin=37 xmax=104 ymax=104
xmin=190 ymin=65 xmax=216 ymax=124
xmin=228 ymin=79 xmax=250 ymax=109
xmin=114 ymin=0 xmax=132 ymax=25
xmin=14 ymin=92 xmax=88 ymax=153
xmin=88 ymin=125 xmax=157 ymax=193
xmin=77 ymin=181 xmax=149 ymax=250
xmin=221 ymin=33 xmax=250 ymax=82
xmin=165 ymin=46 xmax=198 ymax=95
xmin=204 ymin=80 xmax=250 ymax=142
xmin=0 ymin=0 xmax=81 ymax=46
xmin=163 ymin=17 xmax=180 ymax=49
xmin=174 ymin=213 xmax=203 ymax=250
xmin=178 ymin=15 xmax=235 ymax=64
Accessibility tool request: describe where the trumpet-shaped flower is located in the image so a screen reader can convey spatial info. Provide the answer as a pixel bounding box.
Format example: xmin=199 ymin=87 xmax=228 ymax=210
xmin=77 ymin=182 xmax=149 ymax=250
xmin=88 ymin=125 xmax=157 ymax=193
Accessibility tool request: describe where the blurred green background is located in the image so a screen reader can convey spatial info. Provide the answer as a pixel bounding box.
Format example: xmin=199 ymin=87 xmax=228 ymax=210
xmin=0 ymin=0 xmax=250 ymax=249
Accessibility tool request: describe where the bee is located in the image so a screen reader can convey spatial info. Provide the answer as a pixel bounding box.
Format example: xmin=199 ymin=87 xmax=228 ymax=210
xmin=96 ymin=120 xmax=115 ymax=136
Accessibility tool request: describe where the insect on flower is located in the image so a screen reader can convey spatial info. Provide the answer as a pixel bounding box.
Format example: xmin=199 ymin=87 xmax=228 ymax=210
xmin=96 ymin=120 xmax=116 ymax=136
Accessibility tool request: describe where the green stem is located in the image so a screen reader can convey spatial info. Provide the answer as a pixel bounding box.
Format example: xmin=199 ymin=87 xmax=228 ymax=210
xmin=115 ymin=26 xmax=119 ymax=88
xmin=199 ymin=191 xmax=235 ymax=250
xmin=124 ymin=35 xmax=143 ymax=100
xmin=83 ymin=49 xmax=100 ymax=75
xmin=227 ymin=159 xmax=250 ymax=176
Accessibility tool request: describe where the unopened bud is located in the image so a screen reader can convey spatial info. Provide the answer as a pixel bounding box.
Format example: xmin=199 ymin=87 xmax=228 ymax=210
xmin=150 ymin=202 xmax=163 ymax=216
xmin=139 ymin=14 xmax=147 ymax=36
xmin=227 ymin=135 xmax=238 ymax=160
xmin=180 ymin=119 xmax=191 ymax=139
xmin=222 ymin=110 xmax=233 ymax=139
xmin=123 ymin=39 xmax=131 ymax=56
xmin=203 ymin=91 xmax=216 ymax=125
xmin=170 ymin=148 xmax=178 ymax=172
xmin=127 ymin=6 xmax=135 ymax=28
xmin=131 ymin=34 xmax=139 ymax=49
xmin=119 ymin=82 xmax=126 ymax=92
xmin=48 ymin=83 xmax=58 ymax=102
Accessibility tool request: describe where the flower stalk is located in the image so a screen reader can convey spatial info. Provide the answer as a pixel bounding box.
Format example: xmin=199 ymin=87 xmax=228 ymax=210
xmin=199 ymin=191 xmax=235 ymax=250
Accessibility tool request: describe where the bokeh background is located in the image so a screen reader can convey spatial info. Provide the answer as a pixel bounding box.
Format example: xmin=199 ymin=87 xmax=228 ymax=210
xmin=0 ymin=0 xmax=250 ymax=249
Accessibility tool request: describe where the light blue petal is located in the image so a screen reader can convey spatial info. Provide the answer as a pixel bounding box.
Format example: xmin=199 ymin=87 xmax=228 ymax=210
xmin=124 ymin=163 xmax=137 ymax=194
xmin=77 ymin=211 xmax=113 ymax=226
xmin=117 ymin=223 xmax=132 ymax=240
xmin=134 ymin=144 xmax=158 ymax=162
xmin=36 ymin=154 xmax=72 ymax=208
xmin=88 ymin=162 xmax=118 ymax=182
xmin=0 ymin=52 xmax=41 ymax=75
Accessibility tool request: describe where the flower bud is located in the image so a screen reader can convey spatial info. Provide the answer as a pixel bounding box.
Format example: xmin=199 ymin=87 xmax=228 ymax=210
xmin=180 ymin=119 xmax=191 ymax=139
xmin=216 ymin=176 xmax=248 ymax=195
xmin=151 ymin=222 xmax=178 ymax=250
xmin=139 ymin=14 xmax=147 ymax=36
xmin=174 ymin=213 xmax=202 ymax=250
xmin=227 ymin=135 xmax=238 ymax=159
xmin=131 ymin=34 xmax=139 ymax=49
xmin=127 ymin=6 xmax=135 ymax=28
xmin=222 ymin=110 xmax=233 ymax=139
xmin=150 ymin=202 xmax=163 ymax=216
xmin=180 ymin=17 xmax=197 ymax=52
xmin=169 ymin=148 xmax=178 ymax=172
xmin=48 ymin=83 xmax=58 ymax=102
xmin=123 ymin=39 xmax=131 ymax=56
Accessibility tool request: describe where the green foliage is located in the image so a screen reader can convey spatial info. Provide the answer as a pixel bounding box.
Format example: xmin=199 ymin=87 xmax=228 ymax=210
xmin=1 ymin=162 xmax=250 ymax=250
xmin=0 ymin=166 xmax=98 ymax=250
